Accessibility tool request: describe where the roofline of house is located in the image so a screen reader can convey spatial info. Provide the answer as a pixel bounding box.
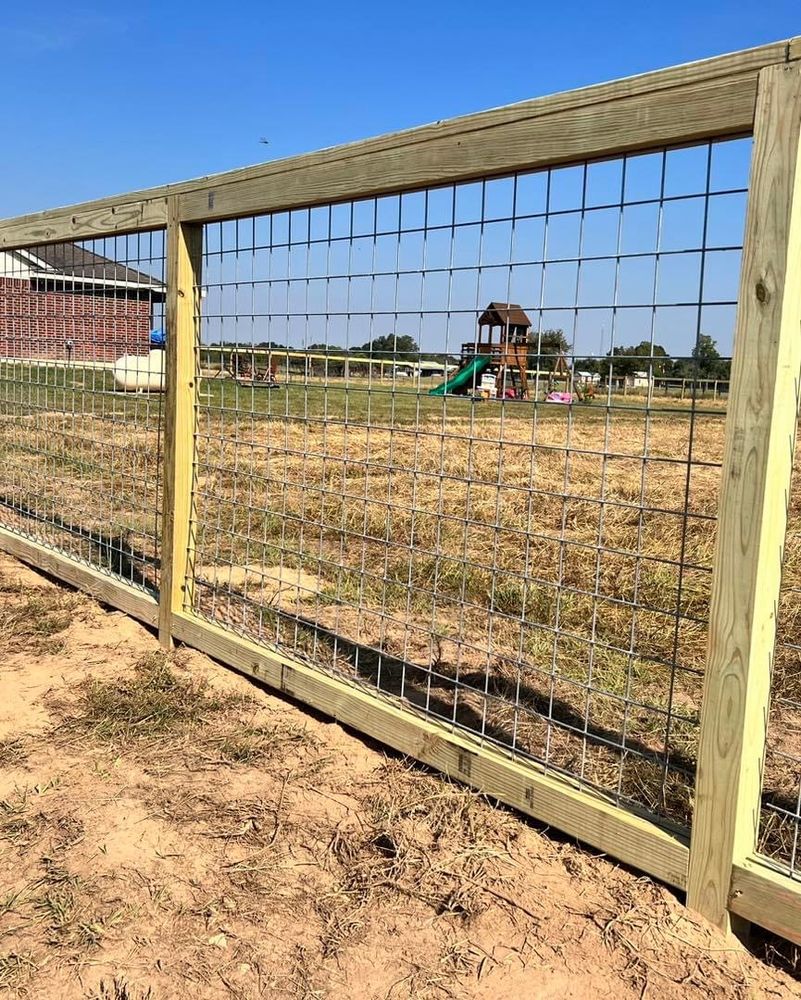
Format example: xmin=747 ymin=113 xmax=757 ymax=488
xmin=27 ymin=272 xmax=165 ymax=295
xmin=5 ymin=247 xmax=165 ymax=294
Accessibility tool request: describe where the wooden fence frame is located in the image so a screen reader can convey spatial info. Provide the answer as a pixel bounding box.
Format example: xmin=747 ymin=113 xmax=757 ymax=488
xmin=2 ymin=38 xmax=801 ymax=946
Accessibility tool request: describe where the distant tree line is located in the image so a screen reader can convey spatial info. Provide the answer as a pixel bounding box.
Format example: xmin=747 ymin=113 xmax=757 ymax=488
xmin=207 ymin=329 xmax=730 ymax=381
xmin=210 ymin=334 xmax=423 ymax=359
xmin=576 ymin=335 xmax=730 ymax=380
xmin=206 ymin=334 xmax=465 ymax=366
xmin=527 ymin=329 xmax=730 ymax=380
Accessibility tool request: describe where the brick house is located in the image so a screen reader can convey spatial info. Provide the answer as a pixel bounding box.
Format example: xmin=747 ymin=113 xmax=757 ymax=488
xmin=0 ymin=243 xmax=165 ymax=362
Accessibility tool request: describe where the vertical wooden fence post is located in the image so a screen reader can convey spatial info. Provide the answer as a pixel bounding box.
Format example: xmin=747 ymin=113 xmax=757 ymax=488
xmin=159 ymin=197 xmax=203 ymax=648
xmin=687 ymin=63 xmax=801 ymax=934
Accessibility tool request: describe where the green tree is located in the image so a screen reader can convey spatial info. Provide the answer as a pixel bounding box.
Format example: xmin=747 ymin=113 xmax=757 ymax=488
xmin=693 ymin=334 xmax=730 ymax=379
xmin=527 ymin=329 xmax=571 ymax=373
xmin=356 ymin=334 xmax=419 ymax=359
xmin=606 ymin=341 xmax=671 ymax=378
xmin=672 ymin=335 xmax=730 ymax=380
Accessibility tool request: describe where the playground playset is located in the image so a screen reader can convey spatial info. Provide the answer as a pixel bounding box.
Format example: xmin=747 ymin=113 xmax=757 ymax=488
xmin=428 ymin=302 xmax=592 ymax=403
xmin=228 ymin=349 xmax=280 ymax=387
xmin=112 ymin=307 xmax=590 ymax=401
xmin=429 ymin=302 xmax=531 ymax=399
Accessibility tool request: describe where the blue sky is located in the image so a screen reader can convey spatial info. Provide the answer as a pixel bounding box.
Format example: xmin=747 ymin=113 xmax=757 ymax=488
xmin=4 ymin=2 xmax=798 ymax=361
xmin=2 ymin=1 xmax=799 ymax=217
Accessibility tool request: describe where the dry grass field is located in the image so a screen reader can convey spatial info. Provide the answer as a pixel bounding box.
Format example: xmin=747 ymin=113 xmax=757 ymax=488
xmin=192 ymin=393 xmax=725 ymax=827
xmin=3 ymin=551 xmax=801 ymax=999
xmin=1 ymin=368 xmax=800 ymax=872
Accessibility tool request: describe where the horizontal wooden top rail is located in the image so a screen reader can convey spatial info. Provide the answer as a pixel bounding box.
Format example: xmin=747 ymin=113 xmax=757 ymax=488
xmin=0 ymin=38 xmax=798 ymax=249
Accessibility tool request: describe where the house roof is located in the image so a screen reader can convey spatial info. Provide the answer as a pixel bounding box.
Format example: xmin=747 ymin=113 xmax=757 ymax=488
xmin=13 ymin=243 xmax=164 ymax=291
xmin=478 ymin=302 xmax=531 ymax=327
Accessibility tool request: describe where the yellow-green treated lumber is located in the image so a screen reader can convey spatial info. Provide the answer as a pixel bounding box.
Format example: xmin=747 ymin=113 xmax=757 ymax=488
xmin=729 ymin=860 xmax=801 ymax=946
xmin=0 ymin=40 xmax=797 ymax=247
xmin=687 ymin=62 xmax=801 ymax=933
xmin=159 ymin=200 xmax=203 ymax=647
xmin=0 ymin=527 xmax=158 ymax=628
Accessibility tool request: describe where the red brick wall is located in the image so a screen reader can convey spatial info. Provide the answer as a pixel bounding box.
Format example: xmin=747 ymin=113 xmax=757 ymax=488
xmin=0 ymin=277 xmax=154 ymax=361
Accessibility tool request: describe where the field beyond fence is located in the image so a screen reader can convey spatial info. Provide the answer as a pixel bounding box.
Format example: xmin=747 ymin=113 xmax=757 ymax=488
xmin=2 ymin=38 xmax=801 ymax=949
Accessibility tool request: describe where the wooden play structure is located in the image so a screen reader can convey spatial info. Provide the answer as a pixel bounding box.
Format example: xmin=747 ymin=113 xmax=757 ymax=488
xmin=548 ymin=351 xmax=571 ymax=392
xmin=433 ymin=303 xmax=591 ymax=400
xmin=432 ymin=302 xmax=533 ymax=397
xmin=474 ymin=302 xmax=530 ymax=399
xmin=229 ymin=349 xmax=279 ymax=387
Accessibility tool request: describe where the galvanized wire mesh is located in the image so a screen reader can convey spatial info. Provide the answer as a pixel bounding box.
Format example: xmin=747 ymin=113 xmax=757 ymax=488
xmin=187 ymin=139 xmax=749 ymax=831
xmin=760 ymin=436 xmax=801 ymax=878
xmin=0 ymin=232 xmax=166 ymax=590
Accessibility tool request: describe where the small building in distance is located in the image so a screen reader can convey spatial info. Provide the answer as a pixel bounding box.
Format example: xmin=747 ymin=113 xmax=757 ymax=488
xmin=0 ymin=243 xmax=165 ymax=362
xmin=627 ymin=370 xmax=654 ymax=389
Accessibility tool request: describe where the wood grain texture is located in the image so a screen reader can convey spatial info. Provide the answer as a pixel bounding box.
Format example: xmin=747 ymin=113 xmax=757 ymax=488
xmin=0 ymin=527 xmax=158 ymax=628
xmin=177 ymin=74 xmax=761 ymax=224
xmin=170 ymin=609 xmax=690 ymax=888
xmin=686 ymin=63 xmax=801 ymax=932
xmin=0 ymin=40 xmax=796 ymax=247
xmin=730 ymin=860 xmax=801 ymax=946
xmin=158 ymin=200 xmax=202 ymax=647
xmin=0 ymin=197 xmax=167 ymax=251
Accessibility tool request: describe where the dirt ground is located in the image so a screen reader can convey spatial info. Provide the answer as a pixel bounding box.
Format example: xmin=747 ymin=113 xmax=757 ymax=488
xmin=0 ymin=551 xmax=799 ymax=1000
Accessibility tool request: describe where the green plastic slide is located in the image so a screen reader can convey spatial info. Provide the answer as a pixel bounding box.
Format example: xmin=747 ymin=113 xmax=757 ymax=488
xmin=428 ymin=354 xmax=493 ymax=396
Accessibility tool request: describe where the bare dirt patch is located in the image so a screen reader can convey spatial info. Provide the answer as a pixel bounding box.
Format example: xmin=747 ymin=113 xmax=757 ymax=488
xmin=0 ymin=551 xmax=799 ymax=999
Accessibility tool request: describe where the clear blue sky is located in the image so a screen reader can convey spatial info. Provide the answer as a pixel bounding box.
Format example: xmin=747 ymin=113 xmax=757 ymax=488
xmin=3 ymin=1 xmax=799 ymax=218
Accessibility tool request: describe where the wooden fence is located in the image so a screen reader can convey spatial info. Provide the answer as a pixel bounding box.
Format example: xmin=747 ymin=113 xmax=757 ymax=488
xmin=2 ymin=38 xmax=801 ymax=946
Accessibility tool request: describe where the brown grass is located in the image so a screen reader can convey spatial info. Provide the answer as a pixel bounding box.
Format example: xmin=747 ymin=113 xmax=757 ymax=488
xmin=1 ymin=590 xmax=89 ymax=656
xmin=2 ymin=385 xmax=801 ymax=868
xmin=86 ymin=981 xmax=154 ymax=1000
xmin=186 ymin=406 xmax=724 ymax=830
xmin=64 ymin=649 xmax=226 ymax=742
xmin=55 ymin=649 xmax=321 ymax=785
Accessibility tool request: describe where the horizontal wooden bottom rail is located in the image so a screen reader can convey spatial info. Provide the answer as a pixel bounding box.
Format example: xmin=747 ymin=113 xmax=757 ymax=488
xmin=730 ymin=859 xmax=801 ymax=946
xmin=0 ymin=527 xmax=158 ymax=628
xmin=171 ymin=609 xmax=690 ymax=889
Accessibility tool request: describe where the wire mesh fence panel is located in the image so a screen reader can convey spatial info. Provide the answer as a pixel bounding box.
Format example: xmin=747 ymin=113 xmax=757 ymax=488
xmin=760 ymin=435 xmax=801 ymax=878
xmin=188 ymin=138 xmax=750 ymax=831
xmin=0 ymin=232 xmax=166 ymax=591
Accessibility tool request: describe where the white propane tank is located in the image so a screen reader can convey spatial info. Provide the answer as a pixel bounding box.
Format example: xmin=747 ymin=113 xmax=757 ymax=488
xmin=112 ymin=349 xmax=165 ymax=392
